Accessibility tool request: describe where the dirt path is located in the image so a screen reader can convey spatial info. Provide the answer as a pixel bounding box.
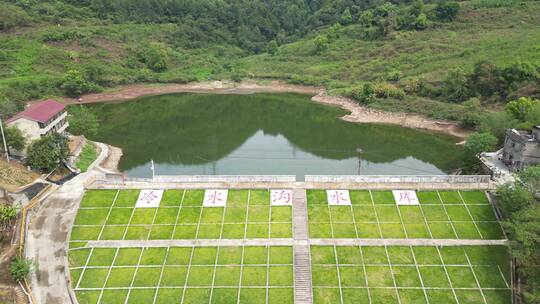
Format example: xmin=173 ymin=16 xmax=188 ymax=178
xmin=53 ymin=80 xmax=470 ymax=139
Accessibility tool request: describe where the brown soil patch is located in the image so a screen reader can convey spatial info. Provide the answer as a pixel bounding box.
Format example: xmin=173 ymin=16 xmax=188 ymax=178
xmin=0 ymin=161 xmax=40 ymax=191
xmin=100 ymin=145 xmax=123 ymax=173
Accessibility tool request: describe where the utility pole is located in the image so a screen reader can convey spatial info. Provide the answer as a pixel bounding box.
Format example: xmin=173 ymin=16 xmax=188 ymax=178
xmin=0 ymin=116 xmax=9 ymax=163
xmin=356 ymin=148 xmax=363 ymax=175
xmin=150 ymin=159 xmax=155 ymax=181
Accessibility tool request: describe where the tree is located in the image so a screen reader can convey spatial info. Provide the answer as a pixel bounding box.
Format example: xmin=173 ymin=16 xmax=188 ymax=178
xmin=496 ymin=184 xmax=534 ymax=216
xmin=10 ymin=257 xmax=32 ymax=282
xmin=496 ymin=165 xmax=540 ymax=302
xmin=518 ymin=165 xmax=540 ymax=193
xmin=267 ymin=40 xmax=278 ymax=56
xmin=67 ymin=106 xmax=99 ymax=138
xmin=340 ymin=8 xmax=353 ymax=25
xmin=477 ymin=111 xmax=517 ymax=143
xmin=314 ymin=35 xmax=328 ymax=53
xmin=26 ymin=134 xmax=69 ymax=172
xmin=415 ymin=13 xmax=428 ymax=30
xmin=463 ymin=132 xmax=497 ymax=172
xmin=60 ymin=70 xmax=92 ymax=98
xmin=505 ymin=97 xmax=538 ymax=121
xmin=468 ymin=60 xmax=506 ymax=98
xmin=443 ymin=68 xmax=469 ymax=103
xmin=1 ymin=125 xmax=25 ymax=153
xmin=526 ymin=103 xmax=540 ymax=127
xmin=435 ymin=0 xmax=460 ymax=22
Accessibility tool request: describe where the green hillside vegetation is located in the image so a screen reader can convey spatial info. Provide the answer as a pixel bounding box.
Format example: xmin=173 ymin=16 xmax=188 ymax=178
xmin=0 ymin=0 xmax=539 ymax=134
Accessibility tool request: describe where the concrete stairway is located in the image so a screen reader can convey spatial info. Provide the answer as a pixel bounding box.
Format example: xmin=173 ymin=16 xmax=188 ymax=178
xmin=293 ymin=189 xmax=309 ymax=241
xmin=294 ymin=244 xmax=313 ymax=304
xmin=292 ymin=189 xmax=312 ymax=304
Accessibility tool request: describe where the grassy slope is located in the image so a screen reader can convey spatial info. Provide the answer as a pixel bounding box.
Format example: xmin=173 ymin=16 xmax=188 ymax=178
xmin=0 ymin=2 xmax=539 ymax=119
xmin=240 ymin=3 xmax=540 ymax=86
xmin=75 ymin=142 xmax=97 ymax=172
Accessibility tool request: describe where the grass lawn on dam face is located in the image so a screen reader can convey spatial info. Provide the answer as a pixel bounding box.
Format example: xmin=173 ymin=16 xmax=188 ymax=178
xmin=69 ymin=189 xmax=510 ymax=304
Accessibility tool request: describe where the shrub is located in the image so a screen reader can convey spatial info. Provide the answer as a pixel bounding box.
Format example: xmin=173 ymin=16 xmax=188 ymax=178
xmin=435 ymin=0 xmax=460 ymax=22
xmin=374 ymin=83 xmax=406 ymax=99
xmin=387 ymin=70 xmax=403 ymax=81
xmin=351 ymin=83 xmax=376 ymax=104
xmin=10 ymin=257 xmax=33 ymax=282
xmin=0 ymin=205 xmax=17 ymax=229
xmin=0 ymin=3 xmax=31 ymax=30
xmin=403 ymin=77 xmax=425 ymax=94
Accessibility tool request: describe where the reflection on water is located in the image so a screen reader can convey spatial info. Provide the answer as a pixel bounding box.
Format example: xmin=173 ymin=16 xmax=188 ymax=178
xmin=127 ymin=131 xmax=447 ymax=179
xmin=90 ymin=93 xmax=463 ymax=180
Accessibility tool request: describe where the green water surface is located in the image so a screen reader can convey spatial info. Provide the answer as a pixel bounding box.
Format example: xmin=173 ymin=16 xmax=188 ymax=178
xmin=90 ymin=93 xmax=463 ymax=179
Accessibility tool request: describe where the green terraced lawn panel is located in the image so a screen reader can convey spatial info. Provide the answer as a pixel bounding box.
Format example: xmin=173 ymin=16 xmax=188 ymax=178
xmin=161 ymin=190 xmax=184 ymax=206
xmin=140 ymin=247 xmax=167 ymax=265
xmin=371 ymin=191 xmax=394 ymax=204
xmin=417 ymin=191 xmax=441 ymax=204
xmin=68 ymin=249 xmax=91 ymax=268
xmin=214 ymin=266 xmax=241 ymax=286
xmin=161 ymin=266 xmax=188 ymax=286
xmin=101 ymin=289 xmax=128 ymax=303
xmin=249 ymin=190 xmax=270 ymax=205
xmin=126 ymin=288 xmax=156 ymax=304
xmin=307 ymin=190 xmax=327 ymax=205
xmin=114 ymin=190 xmax=140 ymax=207
xmin=105 ymin=267 xmax=135 ymax=287
xmin=106 ymin=208 xmax=133 ymax=225
xmin=460 ymin=191 xmax=489 ymax=204
xmin=79 ymin=190 xmax=117 ymax=208
xmin=339 ymin=266 xmax=366 ymax=286
xmin=182 ymin=190 xmax=204 ymax=206
xmin=350 ymin=190 xmax=372 ymax=205
xmin=87 ymin=248 xmax=116 ymax=266
xmin=156 ymin=289 xmax=183 ymax=304
xmin=365 ymin=266 xmax=394 ymax=287
xmin=227 ymin=190 xmax=249 ymax=207
xmin=312 ymin=265 xmax=339 ymax=286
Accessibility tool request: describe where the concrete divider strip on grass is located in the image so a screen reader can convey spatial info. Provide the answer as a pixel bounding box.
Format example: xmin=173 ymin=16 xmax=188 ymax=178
xmin=85 ymin=238 xmax=508 ymax=248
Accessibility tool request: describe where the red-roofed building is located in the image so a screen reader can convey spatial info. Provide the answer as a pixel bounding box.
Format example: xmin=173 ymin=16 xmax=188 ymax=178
xmin=7 ymin=99 xmax=69 ymax=155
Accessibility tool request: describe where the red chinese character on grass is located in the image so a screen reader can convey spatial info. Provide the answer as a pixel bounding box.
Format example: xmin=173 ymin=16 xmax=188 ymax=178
xmin=330 ymin=191 xmax=348 ymax=205
xmin=206 ymin=191 xmax=224 ymax=205
xmin=399 ymin=192 xmax=415 ymax=204
xmin=141 ymin=191 xmax=158 ymax=205
xmin=272 ymin=190 xmax=291 ymax=204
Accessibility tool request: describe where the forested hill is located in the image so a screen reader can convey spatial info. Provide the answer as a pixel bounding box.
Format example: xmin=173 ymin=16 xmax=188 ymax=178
xmin=1 ymin=0 xmax=402 ymax=52
xmin=1 ymin=0 xmax=539 ymax=134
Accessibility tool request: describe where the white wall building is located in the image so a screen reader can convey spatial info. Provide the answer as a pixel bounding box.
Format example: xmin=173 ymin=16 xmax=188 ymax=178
xmin=6 ymin=99 xmax=69 ymax=155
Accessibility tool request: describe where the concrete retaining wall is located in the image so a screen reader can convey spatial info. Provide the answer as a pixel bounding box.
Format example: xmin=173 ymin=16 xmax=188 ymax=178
xmin=304 ymin=175 xmax=491 ymax=183
xmin=88 ymin=174 xmax=493 ymax=190
xmin=153 ymin=175 xmax=297 ymax=183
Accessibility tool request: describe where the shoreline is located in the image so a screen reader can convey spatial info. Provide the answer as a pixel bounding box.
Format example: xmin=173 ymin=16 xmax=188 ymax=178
xmin=53 ymin=80 xmax=470 ymax=139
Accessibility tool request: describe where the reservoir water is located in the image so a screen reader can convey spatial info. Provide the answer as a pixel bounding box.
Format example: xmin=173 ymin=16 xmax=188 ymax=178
xmin=90 ymin=93 xmax=463 ymax=179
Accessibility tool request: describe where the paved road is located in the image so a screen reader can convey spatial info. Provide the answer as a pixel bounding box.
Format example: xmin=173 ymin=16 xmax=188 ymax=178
xmin=25 ymin=144 xmax=109 ymax=304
